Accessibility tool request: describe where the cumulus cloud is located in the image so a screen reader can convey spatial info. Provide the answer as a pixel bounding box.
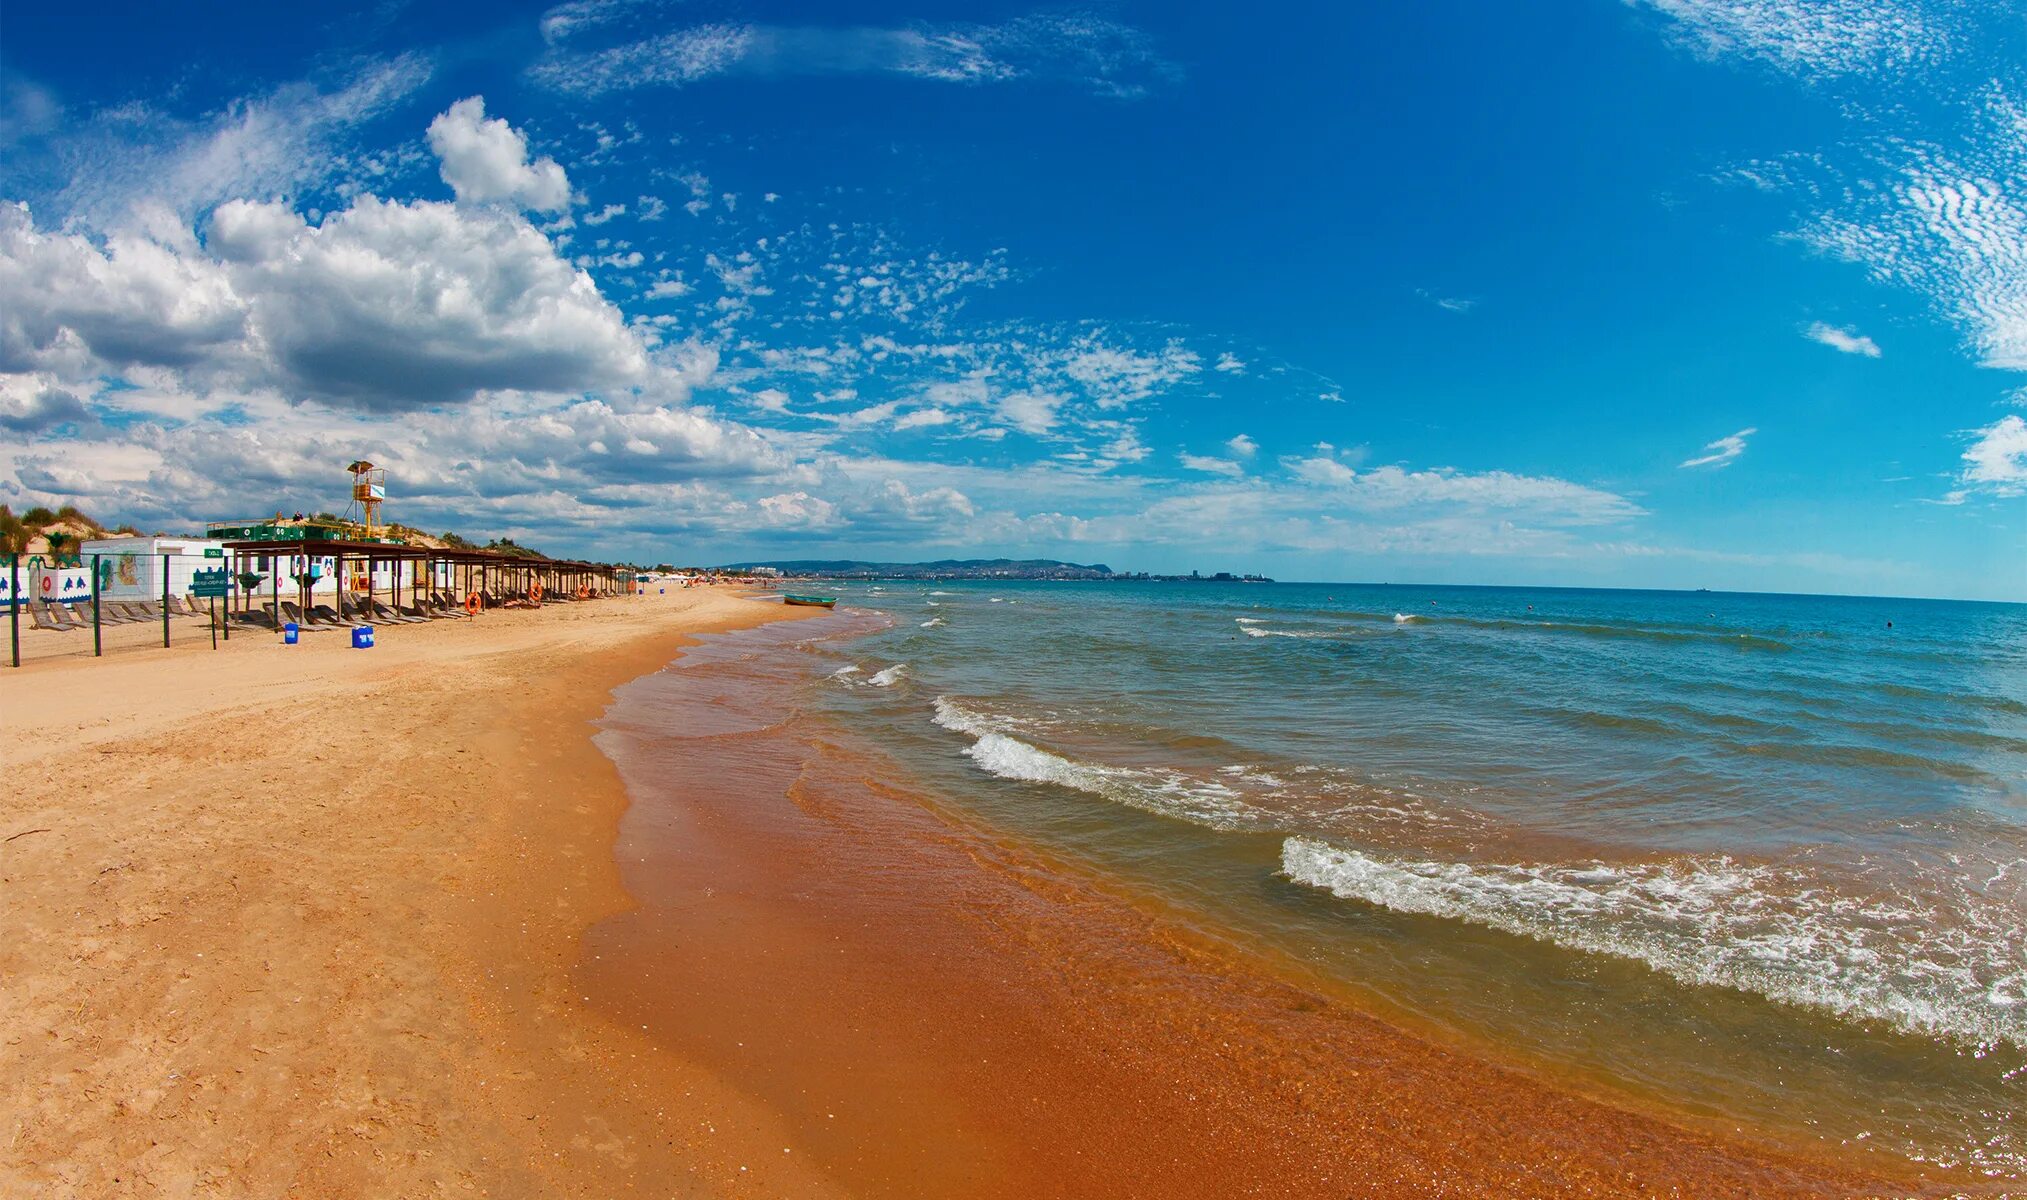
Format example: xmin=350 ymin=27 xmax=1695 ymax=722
xmin=1804 ymin=321 xmax=1882 ymax=356
xmin=426 ymin=97 xmax=573 ymax=213
xmin=1 ymin=95 xmax=649 ymax=415
xmin=207 ymin=196 xmax=645 ymax=408
xmin=1178 ymin=451 xmax=1242 ymax=476
xmin=996 ymin=390 xmax=1063 ymax=435
xmin=0 ymin=201 xmax=248 ymax=375
xmin=894 ymin=407 xmax=952 ymax=430
xmin=1226 ymin=433 xmax=1258 ymax=457
xmin=1954 ymin=412 xmax=2027 ymax=497
xmin=1288 ymin=451 xmax=1358 ymax=487
xmin=1680 ymin=427 xmax=1757 ymax=468
xmin=0 ymin=373 xmax=89 ymax=433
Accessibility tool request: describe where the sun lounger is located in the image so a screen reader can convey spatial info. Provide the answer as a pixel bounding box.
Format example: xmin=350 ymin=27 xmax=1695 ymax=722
xmin=281 ymin=601 xmax=334 ymax=629
xmin=91 ymin=602 xmax=139 ymax=624
xmin=367 ymin=598 xmax=425 ymax=624
xmin=29 ymin=600 xmax=76 ymax=631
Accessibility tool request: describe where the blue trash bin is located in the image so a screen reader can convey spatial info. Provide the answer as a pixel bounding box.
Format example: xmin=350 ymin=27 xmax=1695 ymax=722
xmin=283 ymin=622 xmax=299 ymax=645
xmin=351 ymin=625 xmax=374 ymax=649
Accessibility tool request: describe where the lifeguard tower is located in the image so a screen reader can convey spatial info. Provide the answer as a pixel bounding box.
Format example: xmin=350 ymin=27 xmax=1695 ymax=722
xmin=348 ymin=461 xmax=386 ymax=541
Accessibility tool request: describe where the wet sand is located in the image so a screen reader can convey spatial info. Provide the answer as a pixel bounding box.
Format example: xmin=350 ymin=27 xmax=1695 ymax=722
xmin=0 ymin=590 xmax=1953 ymax=1197
xmin=587 ymin=617 xmax=1942 ymax=1199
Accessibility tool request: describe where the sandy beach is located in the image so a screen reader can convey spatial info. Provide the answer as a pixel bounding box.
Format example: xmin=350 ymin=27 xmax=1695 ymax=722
xmin=2 ymin=588 xmax=842 ymax=1197
xmin=0 ymin=590 xmax=1945 ymax=1197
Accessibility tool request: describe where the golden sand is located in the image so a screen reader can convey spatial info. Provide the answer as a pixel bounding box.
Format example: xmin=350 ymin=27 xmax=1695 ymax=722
xmin=0 ymin=588 xmax=1929 ymax=1196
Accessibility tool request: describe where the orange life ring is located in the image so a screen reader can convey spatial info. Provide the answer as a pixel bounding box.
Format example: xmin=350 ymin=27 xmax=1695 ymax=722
xmin=530 ymin=581 xmax=543 ymax=602
xmin=465 ymin=592 xmax=481 ymax=614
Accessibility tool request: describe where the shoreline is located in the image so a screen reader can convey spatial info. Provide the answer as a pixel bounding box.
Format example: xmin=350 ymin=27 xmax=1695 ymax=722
xmin=582 ymin=614 xmax=1947 ymax=1198
xmin=0 ymin=591 xmax=1969 ymax=1196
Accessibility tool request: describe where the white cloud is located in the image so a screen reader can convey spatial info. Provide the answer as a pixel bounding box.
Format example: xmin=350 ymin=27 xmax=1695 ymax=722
xmin=1627 ymin=0 xmax=1944 ymax=79
xmin=997 ymin=390 xmax=1063 ymax=435
xmin=530 ymin=16 xmax=1177 ymax=99
xmin=1804 ymin=321 xmax=1882 ymax=356
xmin=1226 ymin=433 xmax=1258 ymax=457
xmin=426 ymin=97 xmax=572 ymax=213
xmin=1680 ymin=427 xmax=1757 ymax=469
xmin=50 ymin=56 xmax=432 ymax=229
xmin=583 ymin=202 xmax=626 ymax=225
xmin=756 ymin=490 xmax=839 ymax=529
xmin=1061 ymin=338 xmax=1199 ymax=408
xmin=1178 ymin=451 xmax=1242 ymax=476
xmin=0 ymin=372 xmax=89 ymax=433
xmin=1289 ymin=453 xmax=1358 ymax=487
xmin=539 ymin=0 xmax=666 ymax=45
xmin=1805 ymin=141 xmax=2027 ymax=370
xmin=207 ymin=196 xmax=646 ymax=408
xmin=1213 ymin=352 xmax=1246 ymax=373
xmin=0 ymin=201 xmax=248 ymax=375
xmin=1956 ymin=412 xmax=2027 ymax=497
xmin=1417 ymin=288 xmax=1477 ymax=313
xmin=894 ymin=407 xmax=952 ymax=430
xmin=1645 ymin=5 xmax=2024 ymax=373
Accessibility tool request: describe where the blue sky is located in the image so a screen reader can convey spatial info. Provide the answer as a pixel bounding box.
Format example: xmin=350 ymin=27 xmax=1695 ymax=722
xmin=1 ymin=1 xmax=2022 ymax=599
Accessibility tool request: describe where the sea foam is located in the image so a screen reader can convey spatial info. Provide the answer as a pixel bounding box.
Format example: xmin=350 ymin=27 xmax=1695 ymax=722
xmin=1281 ymin=837 xmax=2027 ymax=1051
xmin=934 ymin=697 xmax=1255 ymax=829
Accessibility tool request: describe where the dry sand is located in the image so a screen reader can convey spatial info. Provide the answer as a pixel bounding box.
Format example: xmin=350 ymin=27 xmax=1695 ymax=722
xmin=0 ymin=588 xmax=1937 ymax=1198
xmin=2 ymin=588 xmax=840 ymax=1197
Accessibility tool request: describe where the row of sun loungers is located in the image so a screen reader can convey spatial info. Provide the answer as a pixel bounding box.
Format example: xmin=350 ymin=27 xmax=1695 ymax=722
xmin=28 ymin=587 xmax=613 ymax=637
xmin=26 ymin=596 xmax=210 ymax=632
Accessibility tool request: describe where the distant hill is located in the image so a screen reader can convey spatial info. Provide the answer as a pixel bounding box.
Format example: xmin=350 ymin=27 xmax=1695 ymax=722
xmin=727 ymin=558 xmax=1116 ymax=580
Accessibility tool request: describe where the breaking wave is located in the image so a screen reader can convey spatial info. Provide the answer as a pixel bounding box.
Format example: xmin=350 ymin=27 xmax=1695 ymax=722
xmin=933 ymin=697 xmax=1257 ymax=830
xmin=1281 ymin=837 xmax=2027 ymax=1051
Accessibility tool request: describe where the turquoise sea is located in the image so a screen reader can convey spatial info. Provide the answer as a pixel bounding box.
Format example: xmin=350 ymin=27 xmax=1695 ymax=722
xmin=788 ymin=580 xmax=2025 ymax=1180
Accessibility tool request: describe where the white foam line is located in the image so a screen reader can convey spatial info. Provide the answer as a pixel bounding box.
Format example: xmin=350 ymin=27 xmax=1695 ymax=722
xmin=1281 ymin=837 xmax=2026 ymax=1051
xmin=933 ymin=696 xmax=1255 ymax=830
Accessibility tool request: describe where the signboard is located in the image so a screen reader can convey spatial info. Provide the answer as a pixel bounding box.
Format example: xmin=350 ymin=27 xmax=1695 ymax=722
xmin=191 ymin=568 xmax=232 ymax=598
xmin=204 ymin=548 xmax=224 ymax=558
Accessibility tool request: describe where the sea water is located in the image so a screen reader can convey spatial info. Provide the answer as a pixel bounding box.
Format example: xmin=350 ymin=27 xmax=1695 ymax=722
xmin=805 ymin=580 xmax=2025 ymax=1179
